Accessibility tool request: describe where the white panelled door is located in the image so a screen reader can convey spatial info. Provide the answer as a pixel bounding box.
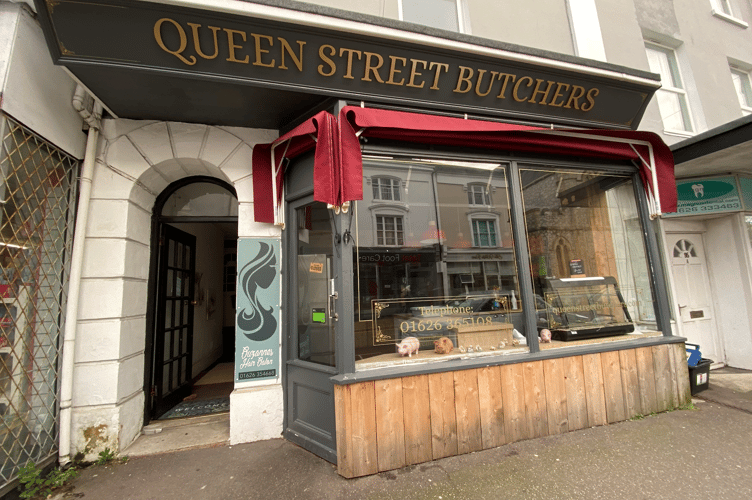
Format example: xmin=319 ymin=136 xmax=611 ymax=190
xmin=667 ymin=234 xmax=723 ymax=364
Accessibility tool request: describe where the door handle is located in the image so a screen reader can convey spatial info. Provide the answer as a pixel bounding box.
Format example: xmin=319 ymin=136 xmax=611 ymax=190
xmin=328 ymin=278 xmax=339 ymax=322
xmin=678 ymin=304 xmax=687 ymax=309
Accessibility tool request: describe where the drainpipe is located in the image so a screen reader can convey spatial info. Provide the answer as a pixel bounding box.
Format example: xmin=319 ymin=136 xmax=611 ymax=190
xmin=59 ymin=85 xmax=103 ymax=465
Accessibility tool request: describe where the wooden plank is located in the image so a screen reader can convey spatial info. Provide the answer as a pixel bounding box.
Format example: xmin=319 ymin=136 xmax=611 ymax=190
xmin=601 ymin=350 xmax=626 ymax=423
xmin=477 ymin=365 xmax=505 ymax=450
xmin=582 ymin=353 xmax=608 ymax=427
xmin=666 ymin=343 xmax=681 ymax=409
xmin=338 ymin=382 xmax=378 ymax=478
xmin=334 ymin=385 xmax=352 ymax=478
xmin=500 ymin=363 xmax=527 ymax=443
xmin=375 ymin=378 xmax=407 ymax=472
xmin=543 ymin=358 xmax=568 ymax=435
xmin=401 ymin=375 xmax=433 ymax=466
xmin=672 ymin=343 xmax=692 ymax=406
xmin=523 ymin=361 xmax=549 ymax=439
xmin=652 ymin=344 xmax=673 ymax=412
xmin=428 ymin=371 xmax=458 ymax=460
xmin=563 ymin=356 xmax=588 ymax=431
xmin=619 ymin=349 xmax=642 ymax=419
xmin=634 ymin=346 xmax=658 ymax=415
xmin=454 ymin=369 xmax=483 ymax=455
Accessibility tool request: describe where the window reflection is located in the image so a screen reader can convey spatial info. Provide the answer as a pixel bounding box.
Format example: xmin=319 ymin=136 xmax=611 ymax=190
xmin=354 ymin=158 xmax=527 ymax=368
xmin=521 ymin=168 xmax=660 ymax=348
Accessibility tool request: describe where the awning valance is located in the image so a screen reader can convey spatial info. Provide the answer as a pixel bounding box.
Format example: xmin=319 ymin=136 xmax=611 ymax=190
xmin=252 ymin=106 xmax=676 ymax=223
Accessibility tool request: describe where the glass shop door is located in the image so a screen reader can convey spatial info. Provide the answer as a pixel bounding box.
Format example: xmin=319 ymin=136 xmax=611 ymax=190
xmin=283 ymin=197 xmax=338 ymax=463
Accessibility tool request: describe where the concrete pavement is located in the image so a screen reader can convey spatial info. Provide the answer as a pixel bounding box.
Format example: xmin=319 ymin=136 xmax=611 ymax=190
xmin=42 ymin=367 xmax=752 ymax=500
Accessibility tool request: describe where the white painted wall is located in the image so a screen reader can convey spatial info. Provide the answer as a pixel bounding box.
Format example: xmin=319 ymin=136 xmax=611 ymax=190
xmin=175 ymin=222 xmax=226 ymax=376
xmin=0 ymin=4 xmax=85 ymax=157
xmin=70 ymin=117 xmax=280 ymax=459
xmin=705 ymin=214 xmax=752 ymax=369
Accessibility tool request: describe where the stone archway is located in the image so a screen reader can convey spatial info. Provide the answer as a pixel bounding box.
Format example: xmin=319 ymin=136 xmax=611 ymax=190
xmin=70 ymin=119 xmax=275 ymax=459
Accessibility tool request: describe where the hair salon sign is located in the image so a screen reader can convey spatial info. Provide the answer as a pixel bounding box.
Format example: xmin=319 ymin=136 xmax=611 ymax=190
xmin=235 ymin=238 xmax=280 ymax=383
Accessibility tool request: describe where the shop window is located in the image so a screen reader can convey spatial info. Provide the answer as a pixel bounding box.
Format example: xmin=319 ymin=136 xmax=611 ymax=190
xmin=471 ymin=218 xmax=497 ymax=247
xmin=399 ymin=0 xmax=471 ymax=34
xmin=730 ymin=67 xmax=752 ymax=115
xmin=521 ymin=167 xmax=660 ymax=348
xmin=375 ymin=215 xmax=404 ymax=246
xmin=0 ymin=115 xmax=78 ymax=487
xmin=645 ymin=43 xmax=694 ymax=134
xmin=354 ymin=157 xmax=527 ymax=369
xmin=467 ymin=183 xmax=490 ymax=206
xmin=372 ymin=176 xmax=401 ymax=202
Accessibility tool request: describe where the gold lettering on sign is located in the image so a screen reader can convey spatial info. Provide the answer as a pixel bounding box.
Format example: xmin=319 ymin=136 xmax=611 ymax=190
xmin=454 ymin=66 xmax=474 ymax=93
xmin=154 ymin=18 xmax=197 ymax=65
xmin=251 ymin=34 xmax=275 ymax=67
xmin=428 ymin=62 xmax=450 ymax=90
xmin=151 ymin=18 xmax=604 ymax=115
xmin=318 ymin=44 xmax=337 ymax=76
xmin=362 ymin=52 xmax=385 ymax=83
xmin=565 ymin=85 xmax=586 ymax=109
xmin=224 ymin=28 xmax=249 ymax=64
xmin=187 ymin=23 xmax=220 ymax=60
xmin=339 ymin=48 xmax=362 ymax=79
xmin=407 ymin=59 xmax=427 ymax=88
xmin=386 ymin=56 xmax=407 ymax=86
xmin=529 ymin=79 xmax=555 ymax=105
xmin=513 ymin=76 xmax=534 ymax=102
xmin=548 ymin=82 xmax=570 ymax=107
xmin=475 ymin=69 xmax=499 ymax=97
xmin=581 ymin=88 xmax=599 ymax=112
xmin=496 ymin=73 xmax=517 ymax=99
xmin=278 ymin=37 xmax=305 ymax=71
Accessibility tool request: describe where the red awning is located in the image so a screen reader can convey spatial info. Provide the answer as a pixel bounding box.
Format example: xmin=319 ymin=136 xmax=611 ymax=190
xmin=252 ymin=106 xmax=676 ymax=223
xmin=338 ymin=106 xmax=676 ymax=215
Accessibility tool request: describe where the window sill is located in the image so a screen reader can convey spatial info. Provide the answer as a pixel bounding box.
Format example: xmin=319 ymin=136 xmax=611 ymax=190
xmin=663 ymin=129 xmax=695 ymax=139
xmin=711 ymin=9 xmax=749 ymax=28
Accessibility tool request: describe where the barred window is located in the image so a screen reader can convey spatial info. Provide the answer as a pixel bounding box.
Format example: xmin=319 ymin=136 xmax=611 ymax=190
xmin=0 ymin=115 xmax=78 ymax=488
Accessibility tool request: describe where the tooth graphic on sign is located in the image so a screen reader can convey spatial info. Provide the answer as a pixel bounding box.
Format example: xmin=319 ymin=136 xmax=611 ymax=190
xmin=691 ymin=184 xmax=704 ymax=198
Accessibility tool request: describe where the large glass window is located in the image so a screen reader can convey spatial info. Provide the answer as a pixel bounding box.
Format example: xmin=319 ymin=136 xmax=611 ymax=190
xmin=645 ymin=43 xmax=694 ymax=133
xmin=731 ymin=67 xmax=752 ymax=116
xmin=354 ymin=157 xmax=528 ymax=369
xmin=520 ymin=167 xmax=660 ymax=350
xmin=399 ymin=0 xmax=470 ymax=33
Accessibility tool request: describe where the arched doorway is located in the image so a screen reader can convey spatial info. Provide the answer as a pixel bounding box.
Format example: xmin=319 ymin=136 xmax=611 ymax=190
xmin=144 ymin=176 xmax=238 ymax=422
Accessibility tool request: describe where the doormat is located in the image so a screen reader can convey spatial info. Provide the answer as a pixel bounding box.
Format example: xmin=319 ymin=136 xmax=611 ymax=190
xmin=160 ymin=397 xmax=230 ymax=420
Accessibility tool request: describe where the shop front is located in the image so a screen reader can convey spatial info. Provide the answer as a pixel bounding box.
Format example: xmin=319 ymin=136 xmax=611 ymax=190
xmin=33 ymin=0 xmax=687 ymax=476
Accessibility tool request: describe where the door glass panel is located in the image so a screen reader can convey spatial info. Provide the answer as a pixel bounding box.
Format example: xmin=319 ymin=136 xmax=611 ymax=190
xmin=296 ymin=203 xmax=336 ymax=367
xmin=168 ymin=240 xmax=175 ymax=266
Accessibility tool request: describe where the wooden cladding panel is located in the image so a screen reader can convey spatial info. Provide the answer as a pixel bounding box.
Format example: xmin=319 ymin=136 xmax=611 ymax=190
xmin=477 ymin=366 xmax=506 ymax=450
xmin=428 ymin=371 xmax=458 ymax=460
xmin=375 ymin=379 xmax=406 ymax=472
xmin=336 ymin=344 xmax=692 ymax=478
xmin=454 ymin=369 xmax=483 ymax=454
xmin=401 ymin=375 xmax=433 ymax=466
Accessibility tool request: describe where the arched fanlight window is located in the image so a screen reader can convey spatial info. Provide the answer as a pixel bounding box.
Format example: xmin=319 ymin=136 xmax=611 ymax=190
xmin=161 ymin=182 xmax=238 ymax=217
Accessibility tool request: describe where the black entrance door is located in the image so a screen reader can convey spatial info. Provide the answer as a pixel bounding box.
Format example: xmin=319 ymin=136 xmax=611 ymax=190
xmin=152 ymin=224 xmax=196 ymax=418
xmin=284 ymin=199 xmax=338 ymax=463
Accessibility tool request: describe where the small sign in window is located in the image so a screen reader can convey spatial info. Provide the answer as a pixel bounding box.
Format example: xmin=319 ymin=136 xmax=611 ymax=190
xmin=310 ymin=262 xmax=324 ymax=273
xmin=312 ymin=308 xmax=326 ymax=323
xmin=689 ymin=310 xmax=704 ymax=319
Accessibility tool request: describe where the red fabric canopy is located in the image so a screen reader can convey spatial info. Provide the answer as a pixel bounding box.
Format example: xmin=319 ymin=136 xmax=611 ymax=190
xmin=252 ymin=110 xmax=340 ymax=223
xmin=251 ymin=106 xmax=676 ymax=223
xmin=338 ymin=106 xmax=676 ymax=214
